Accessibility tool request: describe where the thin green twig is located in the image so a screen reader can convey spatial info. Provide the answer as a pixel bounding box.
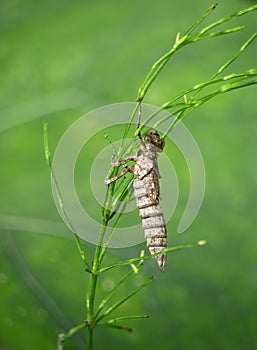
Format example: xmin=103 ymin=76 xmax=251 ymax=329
xmin=96 ymin=323 xmax=133 ymax=332
xmin=103 ymin=315 xmax=149 ymax=323
xmin=43 ymin=121 xmax=88 ymax=267
xmin=95 ymin=276 xmax=154 ymax=324
xmin=97 ymin=315 xmax=149 ymax=333
xmin=49 ymin=4 xmax=257 ymax=349
xmin=94 ymin=260 xmax=144 ymax=320
xmin=98 ymin=241 xmax=206 ymax=274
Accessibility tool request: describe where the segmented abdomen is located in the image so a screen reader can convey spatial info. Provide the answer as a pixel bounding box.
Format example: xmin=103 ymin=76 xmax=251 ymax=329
xmin=133 ymin=177 xmax=167 ymax=271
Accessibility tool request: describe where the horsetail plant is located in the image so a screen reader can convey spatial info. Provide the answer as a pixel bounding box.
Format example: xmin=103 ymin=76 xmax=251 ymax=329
xmin=44 ymin=3 xmax=257 ymax=349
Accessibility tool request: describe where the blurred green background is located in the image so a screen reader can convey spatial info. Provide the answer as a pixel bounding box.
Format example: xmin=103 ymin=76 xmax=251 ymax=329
xmin=0 ymin=0 xmax=257 ymax=349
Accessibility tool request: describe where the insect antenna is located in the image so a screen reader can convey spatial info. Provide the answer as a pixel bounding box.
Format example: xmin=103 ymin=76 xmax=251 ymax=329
xmin=104 ymin=133 xmax=118 ymax=157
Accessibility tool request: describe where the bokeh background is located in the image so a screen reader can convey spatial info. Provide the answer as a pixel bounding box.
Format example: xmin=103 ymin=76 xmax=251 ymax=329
xmin=0 ymin=1 xmax=256 ymax=349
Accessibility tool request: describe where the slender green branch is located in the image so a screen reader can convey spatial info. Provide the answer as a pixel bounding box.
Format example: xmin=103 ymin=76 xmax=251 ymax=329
xmin=104 ymin=315 xmax=149 ymax=323
xmin=95 ymin=276 xmax=154 ymax=324
xmin=98 ymin=241 xmax=206 ymax=274
xmin=161 ymin=69 xmax=257 ymax=110
xmin=217 ymin=32 xmax=257 ymax=76
xmin=85 ymin=222 xmax=111 ymax=348
xmin=136 ymin=4 xmax=257 ymax=104
xmin=186 ymin=32 xmax=257 ymax=103
xmin=97 ymin=323 xmax=133 ymax=332
xmin=137 ymin=4 xmax=218 ymax=102
xmin=48 ymin=5 xmax=257 ymax=349
xmin=199 ymin=4 xmax=257 ymax=35
xmin=184 ymin=3 xmax=218 ymax=37
xmin=43 ymin=122 xmax=88 ymax=267
xmin=64 ymin=323 xmax=86 ymax=339
xmin=122 ymin=102 xmax=140 ymax=141
xmin=97 ymin=315 xmax=149 ymax=333
xmin=163 ymin=78 xmax=257 ymax=135
xmin=95 ymin=261 xmax=144 ymax=320
xmin=99 ymin=191 xmax=133 ymax=264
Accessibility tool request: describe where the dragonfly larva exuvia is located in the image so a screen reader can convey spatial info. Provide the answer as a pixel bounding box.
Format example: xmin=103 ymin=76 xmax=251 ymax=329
xmin=105 ymin=115 xmax=167 ymax=271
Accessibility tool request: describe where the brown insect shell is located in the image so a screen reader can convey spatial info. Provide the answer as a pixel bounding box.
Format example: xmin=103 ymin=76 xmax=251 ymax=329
xmin=143 ymin=130 xmax=165 ymax=152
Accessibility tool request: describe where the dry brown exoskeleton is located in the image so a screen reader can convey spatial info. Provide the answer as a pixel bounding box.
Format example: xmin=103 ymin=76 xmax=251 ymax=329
xmin=105 ymin=118 xmax=167 ymax=271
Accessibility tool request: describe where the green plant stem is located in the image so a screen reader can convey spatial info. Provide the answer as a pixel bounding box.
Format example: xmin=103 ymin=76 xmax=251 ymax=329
xmin=99 ymin=241 xmax=206 ymax=274
xmin=136 ymin=4 xmax=217 ymax=102
xmin=86 ymin=270 xmax=98 ymax=348
xmin=95 ymin=276 xmax=154 ymax=324
xmin=136 ymin=4 xmax=257 ymax=107
xmin=86 ymin=223 xmax=108 ymax=349
xmin=103 ymin=315 xmax=149 ymax=323
xmin=43 ymin=4 xmax=257 ymax=349
xmin=122 ymin=101 xmax=140 ymax=141
xmin=65 ymin=323 xmax=86 ymax=339
xmin=43 ymin=121 xmax=89 ymax=268
xmin=95 ymin=260 xmax=144 ymax=320
xmin=97 ymin=323 xmax=133 ymax=332
xmin=99 ymin=193 xmax=132 ymax=265
xmin=200 ymin=4 xmax=257 ymax=35
xmin=86 ymin=274 xmax=96 ymax=349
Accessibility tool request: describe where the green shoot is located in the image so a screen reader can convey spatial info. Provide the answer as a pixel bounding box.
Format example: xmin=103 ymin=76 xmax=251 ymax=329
xmin=44 ymin=4 xmax=257 ymax=349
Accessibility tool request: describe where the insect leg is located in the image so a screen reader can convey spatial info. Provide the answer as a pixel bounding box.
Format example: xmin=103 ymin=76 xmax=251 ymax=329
xmin=104 ymin=166 xmax=133 ymax=185
xmin=111 ymin=155 xmax=136 ymax=167
xmin=105 ymin=153 xmax=136 ymax=185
